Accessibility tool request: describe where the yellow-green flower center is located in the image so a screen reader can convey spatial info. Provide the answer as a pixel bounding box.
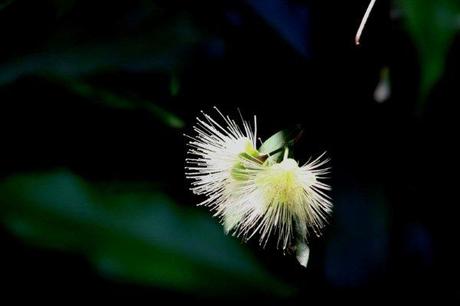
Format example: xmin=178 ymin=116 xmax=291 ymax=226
xmin=230 ymin=139 xmax=261 ymax=181
xmin=256 ymin=158 xmax=305 ymax=205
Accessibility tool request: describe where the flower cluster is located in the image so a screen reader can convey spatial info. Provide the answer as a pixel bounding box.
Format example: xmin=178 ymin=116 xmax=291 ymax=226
xmin=185 ymin=108 xmax=332 ymax=265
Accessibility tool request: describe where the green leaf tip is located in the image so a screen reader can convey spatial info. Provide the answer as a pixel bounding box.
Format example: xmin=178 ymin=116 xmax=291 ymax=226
xmin=398 ymin=0 xmax=460 ymax=113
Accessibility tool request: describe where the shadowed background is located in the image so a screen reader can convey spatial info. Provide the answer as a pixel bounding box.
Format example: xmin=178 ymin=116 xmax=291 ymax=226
xmin=0 ymin=0 xmax=458 ymax=303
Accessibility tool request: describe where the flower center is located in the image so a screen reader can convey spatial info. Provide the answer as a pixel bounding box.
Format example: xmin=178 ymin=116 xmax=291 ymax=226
xmin=230 ymin=138 xmax=261 ymax=181
xmin=256 ymin=158 xmax=303 ymax=205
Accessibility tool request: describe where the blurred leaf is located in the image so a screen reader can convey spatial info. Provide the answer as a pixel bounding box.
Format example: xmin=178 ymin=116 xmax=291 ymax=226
xmin=0 ymin=12 xmax=197 ymax=128
xmin=0 ymin=171 xmax=290 ymax=296
xmin=0 ymin=0 xmax=15 ymax=10
xmin=398 ymin=0 xmax=460 ymax=109
xmin=50 ymin=76 xmax=184 ymax=128
xmin=259 ymin=126 xmax=303 ymax=162
xmin=0 ymin=17 xmax=201 ymax=85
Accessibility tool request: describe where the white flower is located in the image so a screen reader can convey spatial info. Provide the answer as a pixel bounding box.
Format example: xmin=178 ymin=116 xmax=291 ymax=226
xmin=185 ymin=107 xmax=258 ymax=209
xmin=231 ymin=151 xmax=332 ymax=249
xmin=185 ymin=108 xmax=332 ymax=252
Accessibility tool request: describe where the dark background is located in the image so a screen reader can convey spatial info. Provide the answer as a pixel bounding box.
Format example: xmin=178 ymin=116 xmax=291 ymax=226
xmin=0 ymin=0 xmax=458 ymax=303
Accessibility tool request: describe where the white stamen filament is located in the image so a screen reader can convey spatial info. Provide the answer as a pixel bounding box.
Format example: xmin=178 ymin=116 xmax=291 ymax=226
xmin=355 ymin=0 xmax=377 ymax=45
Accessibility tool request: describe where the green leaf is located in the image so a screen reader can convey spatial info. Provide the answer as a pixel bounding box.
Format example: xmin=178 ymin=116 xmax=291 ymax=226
xmin=398 ymin=0 xmax=460 ymax=110
xmin=0 ymin=17 xmax=201 ymax=86
xmin=0 ymin=0 xmax=15 ymax=10
xmin=0 ymin=171 xmax=290 ymax=296
xmin=50 ymin=76 xmax=184 ymax=128
xmin=0 ymin=12 xmax=195 ymax=128
xmin=258 ymin=126 xmax=303 ymax=162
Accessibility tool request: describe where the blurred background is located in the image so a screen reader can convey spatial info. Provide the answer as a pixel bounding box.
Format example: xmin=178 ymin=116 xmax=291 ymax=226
xmin=0 ymin=0 xmax=458 ymax=303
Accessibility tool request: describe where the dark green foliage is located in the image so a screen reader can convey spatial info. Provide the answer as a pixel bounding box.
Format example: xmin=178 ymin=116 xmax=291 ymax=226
xmin=0 ymin=171 xmax=290 ymax=296
xmin=398 ymin=0 xmax=460 ymax=107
